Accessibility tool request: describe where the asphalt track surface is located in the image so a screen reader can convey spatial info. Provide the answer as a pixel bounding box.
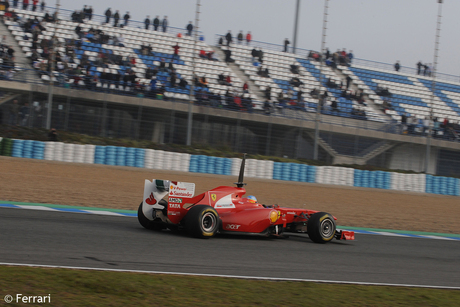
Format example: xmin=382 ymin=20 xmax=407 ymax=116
xmin=1 ymin=207 xmax=459 ymax=288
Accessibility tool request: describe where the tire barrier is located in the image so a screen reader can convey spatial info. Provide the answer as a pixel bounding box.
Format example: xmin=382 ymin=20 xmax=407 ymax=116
xmin=190 ymin=155 xmax=232 ymax=175
xmin=354 ymin=170 xmax=391 ymax=189
xmin=426 ymin=175 xmax=459 ymax=196
xmin=391 ymin=173 xmax=426 ymax=193
xmin=3 ymin=138 xmax=459 ymax=196
xmin=0 ymin=138 xmax=13 ymax=156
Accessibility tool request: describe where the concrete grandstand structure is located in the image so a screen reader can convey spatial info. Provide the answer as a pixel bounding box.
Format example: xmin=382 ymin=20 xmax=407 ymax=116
xmin=0 ymin=3 xmax=459 ymax=177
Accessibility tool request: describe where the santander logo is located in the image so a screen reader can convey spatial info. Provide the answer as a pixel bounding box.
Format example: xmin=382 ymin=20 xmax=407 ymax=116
xmin=145 ymin=193 xmax=157 ymax=205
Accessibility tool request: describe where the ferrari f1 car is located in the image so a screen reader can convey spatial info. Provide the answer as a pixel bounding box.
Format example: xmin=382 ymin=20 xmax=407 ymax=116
xmin=138 ymin=154 xmax=354 ymax=243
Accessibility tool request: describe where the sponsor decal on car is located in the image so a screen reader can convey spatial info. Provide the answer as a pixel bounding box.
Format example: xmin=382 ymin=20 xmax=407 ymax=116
xmin=145 ymin=192 xmax=157 ymax=205
xmin=214 ymin=194 xmax=236 ymax=209
xmin=169 ymin=198 xmax=182 ymax=204
xmin=169 ymin=182 xmax=195 ymax=198
xmin=169 ymin=203 xmax=181 ymax=209
xmin=168 ymin=211 xmax=181 ymax=216
xmin=225 ymin=224 xmax=241 ymax=230
xmin=211 ymin=194 xmax=217 ymax=201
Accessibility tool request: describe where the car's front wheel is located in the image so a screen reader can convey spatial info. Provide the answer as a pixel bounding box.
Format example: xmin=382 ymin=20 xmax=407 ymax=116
xmin=307 ymin=212 xmax=336 ymax=243
xmin=185 ymin=205 xmax=219 ymax=238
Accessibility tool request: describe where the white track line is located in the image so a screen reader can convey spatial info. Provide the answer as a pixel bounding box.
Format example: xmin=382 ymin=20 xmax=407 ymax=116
xmin=0 ymin=262 xmax=458 ymax=290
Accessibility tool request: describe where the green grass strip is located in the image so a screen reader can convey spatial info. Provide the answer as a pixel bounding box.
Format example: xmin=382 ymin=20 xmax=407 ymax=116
xmin=0 ymin=266 xmax=458 ymax=307
xmin=2 ymin=201 xmax=460 ymax=237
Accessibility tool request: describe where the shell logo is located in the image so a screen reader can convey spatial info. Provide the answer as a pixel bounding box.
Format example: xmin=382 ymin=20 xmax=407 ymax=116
xmin=270 ymin=210 xmax=280 ymax=223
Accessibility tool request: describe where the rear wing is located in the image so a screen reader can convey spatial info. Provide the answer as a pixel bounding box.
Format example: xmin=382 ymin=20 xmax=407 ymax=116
xmin=143 ymin=179 xmax=196 ymax=208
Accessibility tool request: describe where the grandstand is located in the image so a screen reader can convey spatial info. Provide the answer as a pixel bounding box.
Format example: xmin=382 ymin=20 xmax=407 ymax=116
xmin=0 ymin=2 xmax=459 ymax=176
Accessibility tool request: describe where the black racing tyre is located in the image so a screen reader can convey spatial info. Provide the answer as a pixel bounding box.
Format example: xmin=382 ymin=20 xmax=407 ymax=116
xmin=307 ymin=212 xmax=336 ymax=243
xmin=185 ymin=205 xmax=219 ymax=238
xmin=137 ymin=202 xmax=165 ymax=231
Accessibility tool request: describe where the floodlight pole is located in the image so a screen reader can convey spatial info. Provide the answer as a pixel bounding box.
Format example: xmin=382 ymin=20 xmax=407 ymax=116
xmin=45 ymin=0 xmax=60 ymax=130
xmin=292 ymin=0 xmax=300 ymax=54
xmin=186 ymin=0 xmax=201 ymax=146
xmin=313 ymin=0 xmax=329 ymax=160
xmin=425 ymin=0 xmax=443 ymax=174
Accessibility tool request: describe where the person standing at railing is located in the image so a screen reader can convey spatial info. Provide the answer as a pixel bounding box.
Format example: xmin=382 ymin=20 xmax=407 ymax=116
xmin=416 ymin=61 xmax=422 ymax=75
xmin=394 ymin=61 xmax=400 ymax=72
xmin=162 ymin=16 xmax=168 ymax=32
xmin=113 ymin=10 xmax=120 ymax=27
xmin=186 ymin=22 xmax=193 ymax=36
xmin=104 ymin=8 xmax=112 ymax=24
xmin=237 ymin=31 xmax=243 ymax=44
xmin=225 ymin=30 xmax=232 ymax=46
xmin=32 ymin=0 xmax=38 ymax=11
xmin=153 ymin=16 xmax=160 ymax=31
xmin=144 ymin=16 xmax=150 ymax=30
xmin=23 ymin=0 xmax=29 ymax=10
xmin=123 ymin=11 xmax=130 ymax=27
xmin=283 ymin=38 xmax=290 ymax=52
xmin=13 ymin=0 xmax=18 ymax=8
xmin=40 ymin=1 xmax=45 ymax=11
xmin=246 ymin=31 xmax=251 ymax=45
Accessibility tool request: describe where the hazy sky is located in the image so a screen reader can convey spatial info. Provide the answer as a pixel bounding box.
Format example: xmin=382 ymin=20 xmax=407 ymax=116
xmin=57 ymin=0 xmax=459 ymax=76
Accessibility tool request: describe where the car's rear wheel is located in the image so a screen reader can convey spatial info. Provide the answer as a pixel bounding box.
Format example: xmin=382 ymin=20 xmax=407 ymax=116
xmin=185 ymin=205 xmax=219 ymax=238
xmin=137 ymin=202 xmax=166 ymax=231
xmin=307 ymin=212 xmax=336 ymax=243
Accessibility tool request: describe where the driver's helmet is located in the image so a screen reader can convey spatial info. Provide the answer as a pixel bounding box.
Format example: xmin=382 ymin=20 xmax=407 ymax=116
xmin=246 ymin=195 xmax=257 ymax=203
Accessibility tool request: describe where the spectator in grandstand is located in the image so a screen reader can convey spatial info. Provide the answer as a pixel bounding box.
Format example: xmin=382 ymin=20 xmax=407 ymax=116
xmin=394 ymin=61 xmax=400 ymax=72
xmin=243 ymin=82 xmax=249 ymax=93
xmin=104 ymin=8 xmax=112 ymax=24
xmin=416 ymin=61 xmax=422 ymax=75
xmin=330 ymin=98 xmax=339 ymax=113
xmin=13 ymin=0 xmax=18 ymax=8
xmin=347 ymin=50 xmax=353 ymax=65
xmin=237 ymin=31 xmax=243 ymax=44
xmin=178 ymin=77 xmax=188 ymax=89
xmin=23 ymin=0 xmax=29 ymax=10
xmin=246 ymin=31 xmax=252 ymax=45
xmin=186 ymin=22 xmax=193 ymax=36
xmin=172 ymin=43 xmax=180 ymax=59
xmin=346 ymin=75 xmax=352 ymax=89
xmin=162 ymin=16 xmax=168 ymax=32
xmin=217 ymin=73 xmax=226 ymax=85
xmin=264 ymin=86 xmax=271 ymax=100
xmin=199 ymin=49 xmax=207 ymax=59
xmin=225 ymin=31 xmax=232 ymax=46
xmin=263 ymin=100 xmax=272 ymax=115
xmin=224 ymin=49 xmax=234 ymax=63
xmin=258 ymin=49 xmax=264 ymax=63
xmin=169 ymin=71 xmax=177 ymax=87
xmin=123 ymin=12 xmax=130 ymax=27
xmin=113 ymin=10 xmax=120 ymax=27
xmin=251 ymin=48 xmax=257 ymax=62
xmin=284 ymin=38 xmax=290 ymax=52
xmin=290 ymin=62 xmax=300 ymax=74
xmin=226 ymin=75 xmax=232 ymax=86
xmin=159 ymin=58 xmax=166 ymax=72
xmin=153 ymin=16 xmax=160 ymax=31
xmin=207 ymin=51 xmax=217 ymax=61
xmin=40 ymin=1 xmax=45 ymax=11
xmin=32 ymin=0 xmax=38 ymax=11
xmin=88 ymin=6 xmax=93 ymax=20
xmin=290 ymin=76 xmax=303 ymax=87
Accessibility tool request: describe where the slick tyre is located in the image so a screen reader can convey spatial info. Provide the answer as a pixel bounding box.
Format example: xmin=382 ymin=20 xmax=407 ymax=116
xmin=137 ymin=202 xmax=165 ymax=231
xmin=185 ymin=205 xmax=219 ymax=238
xmin=307 ymin=212 xmax=336 ymax=243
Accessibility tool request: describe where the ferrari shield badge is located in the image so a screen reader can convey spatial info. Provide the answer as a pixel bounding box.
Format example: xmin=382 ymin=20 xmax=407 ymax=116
xmin=211 ymin=194 xmax=217 ymax=202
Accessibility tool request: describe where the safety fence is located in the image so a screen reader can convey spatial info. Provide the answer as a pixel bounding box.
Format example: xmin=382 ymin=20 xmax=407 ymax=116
xmin=1 ymin=137 xmax=459 ymax=197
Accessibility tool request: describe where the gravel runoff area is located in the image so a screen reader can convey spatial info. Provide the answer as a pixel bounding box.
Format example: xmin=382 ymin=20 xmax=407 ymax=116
xmin=1 ymin=156 xmax=459 ymax=234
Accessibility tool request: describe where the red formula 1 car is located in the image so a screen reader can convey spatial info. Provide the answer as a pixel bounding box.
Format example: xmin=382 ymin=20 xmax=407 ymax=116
xmin=138 ymin=155 xmax=354 ymax=243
